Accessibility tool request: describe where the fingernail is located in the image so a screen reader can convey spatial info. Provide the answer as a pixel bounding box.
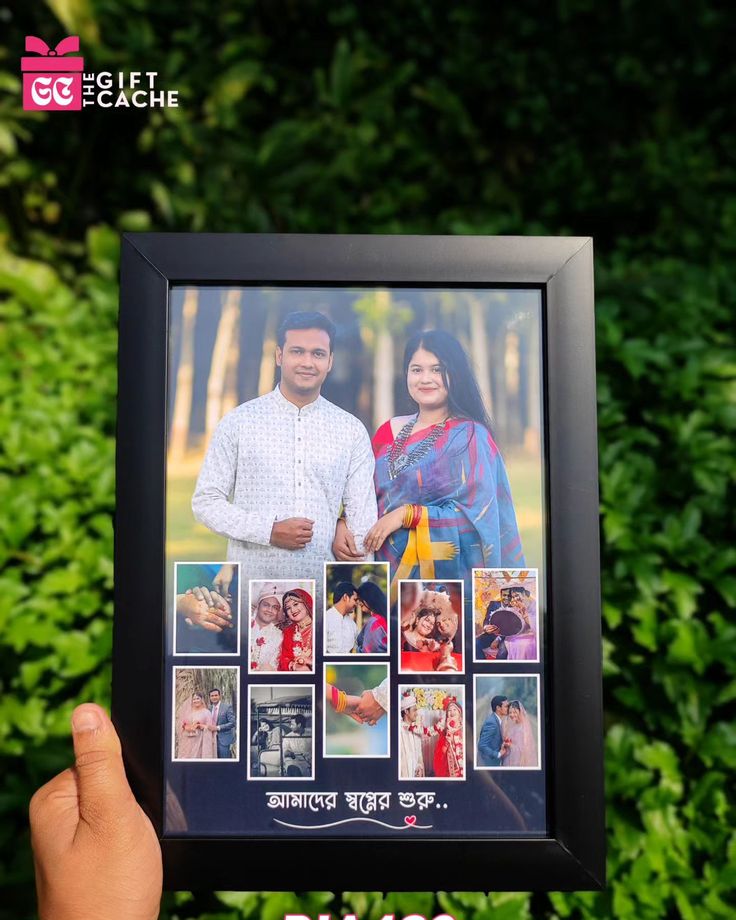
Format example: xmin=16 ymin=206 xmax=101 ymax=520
xmin=72 ymin=706 xmax=102 ymax=733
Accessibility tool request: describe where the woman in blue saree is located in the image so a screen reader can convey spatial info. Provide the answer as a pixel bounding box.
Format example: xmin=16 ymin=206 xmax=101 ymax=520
xmin=338 ymin=330 xmax=524 ymax=601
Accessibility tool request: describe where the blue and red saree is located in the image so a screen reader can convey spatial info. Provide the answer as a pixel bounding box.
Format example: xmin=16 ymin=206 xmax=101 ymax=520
xmin=373 ymin=417 xmax=524 ymax=598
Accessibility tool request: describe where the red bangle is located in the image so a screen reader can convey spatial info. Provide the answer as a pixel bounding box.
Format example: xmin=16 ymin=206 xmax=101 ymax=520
xmin=331 ymin=685 xmax=339 ymax=709
xmin=411 ymin=504 xmax=422 ymax=528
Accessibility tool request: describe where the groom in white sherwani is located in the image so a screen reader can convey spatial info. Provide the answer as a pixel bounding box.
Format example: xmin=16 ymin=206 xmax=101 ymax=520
xmin=399 ymin=691 xmax=425 ymax=778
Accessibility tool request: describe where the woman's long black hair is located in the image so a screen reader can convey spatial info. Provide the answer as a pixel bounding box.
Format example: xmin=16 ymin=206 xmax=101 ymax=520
xmin=403 ymin=330 xmax=493 ymax=433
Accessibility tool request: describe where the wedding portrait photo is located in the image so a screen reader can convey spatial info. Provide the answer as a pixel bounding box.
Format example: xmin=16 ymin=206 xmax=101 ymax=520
xmin=399 ymin=580 xmax=463 ymax=673
xmin=323 ymin=561 xmax=390 ymax=656
xmin=474 ymin=675 xmax=541 ymax=770
xmin=323 ymin=662 xmax=389 ymax=757
xmin=398 ymin=684 xmax=466 ymax=781
xmin=248 ymin=685 xmax=314 ymax=780
xmin=164 ymin=288 xmax=545 ymax=626
xmin=473 ymin=569 xmax=539 ymax=663
xmin=173 ymin=561 xmax=240 ymax=656
xmin=172 ymin=666 xmax=239 ymax=762
xmin=248 ymin=579 xmax=316 ymax=673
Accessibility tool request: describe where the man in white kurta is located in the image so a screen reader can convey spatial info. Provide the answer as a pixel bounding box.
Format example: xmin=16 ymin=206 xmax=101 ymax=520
xmin=192 ymin=314 xmax=378 ymax=595
xmin=324 ymin=581 xmax=359 ymax=654
xmin=399 ymin=692 xmax=425 ymax=778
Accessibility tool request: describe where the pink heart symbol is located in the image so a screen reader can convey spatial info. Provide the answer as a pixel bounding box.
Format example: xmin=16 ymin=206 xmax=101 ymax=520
xmin=404 ymin=815 xmax=417 ymax=826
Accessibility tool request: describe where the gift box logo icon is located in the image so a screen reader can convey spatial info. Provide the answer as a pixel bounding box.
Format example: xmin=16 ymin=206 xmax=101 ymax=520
xmin=22 ymin=36 xmax=84 ymax=111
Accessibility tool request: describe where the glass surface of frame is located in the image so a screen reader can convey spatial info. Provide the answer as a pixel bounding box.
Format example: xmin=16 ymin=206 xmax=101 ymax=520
xmin=164 ymin=285 xmax=546 ymax=838
xmin=114 ymin=233 xmax=604 ymax=891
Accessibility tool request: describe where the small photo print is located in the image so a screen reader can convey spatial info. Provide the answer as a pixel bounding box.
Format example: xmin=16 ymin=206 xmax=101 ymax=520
xmin=398 ymin=684 xmax=466 ymax=781
xmin=172 ymin=666 xmax=239 ymax=762
xmin=473 ymin=568 xmax=539 ymax=663
xmin=399 ymin=580 xmax=464 ymax=673
xmin=323 ymin=662 xmax=390 ymax=758
xmin=323 ymin=562 xmax=390 ymax=656
xmin=474 ymin=674 xmax=541 ymax=770
xmin=173 ymin=562 xmax=240 ymax=655
xmin=248 ymin=579 xmax=316 ymax=674
xmin=248 ymin=685 xmax=315 ymax=780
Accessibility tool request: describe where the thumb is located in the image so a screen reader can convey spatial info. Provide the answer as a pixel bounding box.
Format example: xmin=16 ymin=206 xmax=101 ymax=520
xmin=71 ymin=704 xmax=133 ymax=827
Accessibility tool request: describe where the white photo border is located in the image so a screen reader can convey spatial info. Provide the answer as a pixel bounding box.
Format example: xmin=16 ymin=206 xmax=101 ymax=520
xmin=472 ymin=673 xmax=542 ymax=771
xmin=322 ymin=660 xmax=391 ymax=759
xmin=397 ymin=578 xmax=465 ymax=676
xmin=396 ymin=682 xmax=467 ymax=783
xmin=322 ymin=560 xmax=391 ymax=658
xmin=172 ymin=561 xmax=241 ymax=658
xmin=471 ymin=567 xmax=541 ymax=665
xmin=247 ymin=578 xmax=317 ymax=675
xmin=171 ymin=664 xmax=241 ymax=763
xmin=247 ymin=684 xmax=316 ymax=781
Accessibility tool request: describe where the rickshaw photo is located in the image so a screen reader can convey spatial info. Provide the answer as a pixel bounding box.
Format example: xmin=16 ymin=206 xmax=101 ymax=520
xmin=249 ymin=686 xmax=314 ymax=779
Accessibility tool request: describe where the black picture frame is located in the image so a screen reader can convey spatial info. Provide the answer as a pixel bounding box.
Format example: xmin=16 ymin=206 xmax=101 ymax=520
xmin=113 ymin=233 xmax=603 ymax=891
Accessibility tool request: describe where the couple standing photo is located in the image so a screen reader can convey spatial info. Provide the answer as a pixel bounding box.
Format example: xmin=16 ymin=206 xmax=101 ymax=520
xmin=181 ymin=304 xmax=530 ymax=617
xmin=173 ymin=667 xmax=237 ymax=761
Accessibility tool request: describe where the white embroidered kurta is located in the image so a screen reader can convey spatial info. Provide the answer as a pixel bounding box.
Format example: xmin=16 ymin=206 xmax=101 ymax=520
xmin=325 ymin=605 xmax=359 ymax=654
xmin=249 ymin=618 xmax=283 ymax=671
xmin=371 ymin=677 xmax=389 ymax=713
xmin=192 ymin=387 xmax=378 ymax=589
xmin=400 ymin=722 xmax=425 ymax=778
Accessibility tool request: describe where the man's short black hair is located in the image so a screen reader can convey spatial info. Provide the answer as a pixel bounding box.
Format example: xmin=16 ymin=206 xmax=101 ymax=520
xmin=291 ymin=713 xmax=306 ymax=730
xmin=491 ymin=695 xmax=508 ymax=713
xmin=277 ymin=311 xmax=336 ymax=351
xmin=333 ymin=581 xmax=357 ymax=605
xmin=209 ymin=688 xmax=221 ymax=695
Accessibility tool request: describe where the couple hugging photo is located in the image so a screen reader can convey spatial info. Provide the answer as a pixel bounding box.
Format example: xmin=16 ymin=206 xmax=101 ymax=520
xmin=399 ymin=580 xmax=464 ymax=672
xmin=186 ymin=308 xmax=525 ymax=628
xmin=475 ymin=675 xmax=540 ymax=770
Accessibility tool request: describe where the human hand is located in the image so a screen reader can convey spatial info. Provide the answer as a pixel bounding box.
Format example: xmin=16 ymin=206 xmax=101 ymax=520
xmin=332 ymin=518 xmax=365 ymax=560
xmin=483 ymin=624 xmax=500 ymax=635
xmin=354 ymin=689 xmax=387 ymax=725
xmin=212 ymin=563 xmax=235 ymax=597
xmin=363 ymin=507 xmax=405 ymax=553
xmin=291 ymin=655 xmax=313 ymax=671
xmin=343 ymin=693 xmax=365 ymax=724
xmin=270 ymin=517 xmax=314 ymax=550
xmin=177 ymin=590 xmax=232 ymax=632
xmin=206 ymin=724 xmax=218 ymax=733
xmin=190 ymin=585 xmax=229 ymax=611
xmin=30 ymin=703 xmax=162 ymax=920
xmin=416 ymin=637 xmax=440 ymax=652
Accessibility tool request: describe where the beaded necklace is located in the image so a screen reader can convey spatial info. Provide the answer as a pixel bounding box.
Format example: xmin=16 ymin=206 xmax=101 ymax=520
xmin=388 ymin=415 xmax=449 ymax=480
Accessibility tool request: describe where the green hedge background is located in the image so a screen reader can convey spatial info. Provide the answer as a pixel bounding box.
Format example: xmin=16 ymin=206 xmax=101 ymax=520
xmin=1 ymin=2 xmax=734 ymax=918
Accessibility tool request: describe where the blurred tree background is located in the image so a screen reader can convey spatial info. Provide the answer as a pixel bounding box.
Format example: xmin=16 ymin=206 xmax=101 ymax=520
xmin=1 ymin=0 xmax=734 ymax=918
